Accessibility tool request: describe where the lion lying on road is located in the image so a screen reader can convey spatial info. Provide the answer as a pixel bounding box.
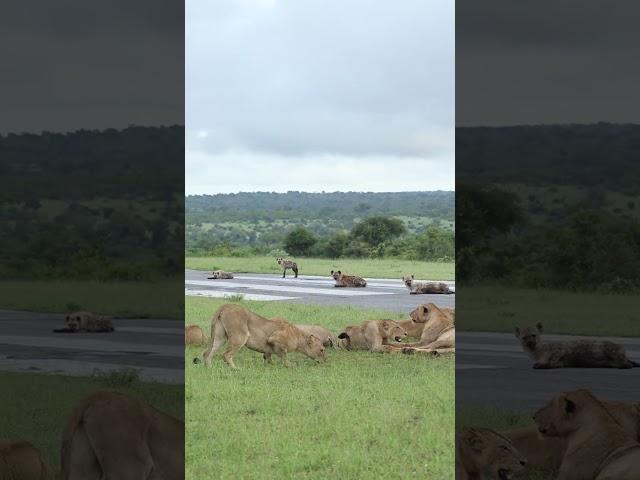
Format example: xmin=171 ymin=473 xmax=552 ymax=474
xmin=0 ymin=441 xmax=48 ymax=480
xmin=61 ymin=391 xmax=184 ymax=480
xmin=534 ymin=389 xmax=640 ymax=480
xmin=515 ymin=323 xmax=639 ymax=369
xmin=337 ymin=320 xmax=407 ymax=353
xmin=185 ymin=324 xmax=207 ymax=346
xmin=195 ymin=304 xmax=327 ymax=369
xmin=456 ymin=427 xmax=526 ymax=480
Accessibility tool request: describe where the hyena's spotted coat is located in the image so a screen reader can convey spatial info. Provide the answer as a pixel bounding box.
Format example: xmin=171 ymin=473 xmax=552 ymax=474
xmin=277 ymin=257 xmax=298 ymax=278
xmin=403 ymin=275 xmax=453 ymax=294
xmin=208 ymin=270 xmax=234 ymax=279
xmin=331 ymin=270 xmax=367 ymax=288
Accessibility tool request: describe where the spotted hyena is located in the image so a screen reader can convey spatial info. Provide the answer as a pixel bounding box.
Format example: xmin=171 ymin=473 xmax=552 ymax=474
xmin=331 ymin=270 xmax=367 ymax=287
xmin=53 ymin=311 xmax=115 ymax=333
xmin=515 ymin=322 xmax=640 ymax=369
xmin=208 ymin=270 xmax=234 ymax=279
xmin=277 ymin=257 xmax=298 ymax=278
xmin=403 ymin=275 xmax=453 ymax=294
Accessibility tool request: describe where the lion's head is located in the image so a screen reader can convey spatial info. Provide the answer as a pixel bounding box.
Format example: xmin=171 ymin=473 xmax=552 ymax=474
xmin=299 ymin=334 xmax=327 ymax=363
xmin=534 ymin=389 xmax=595 ymax=437
xmin=459 ymin=427 xmax=527 ymax=480
xmin=379 ymin=320 xmax=407 ymax=343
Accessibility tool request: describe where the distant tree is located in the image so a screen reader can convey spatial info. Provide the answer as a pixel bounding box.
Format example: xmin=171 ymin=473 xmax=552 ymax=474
xmin=351 ymin=216 xmax=406 ymax=247
xmin=284 ymin=227 xmax=317 ymax=256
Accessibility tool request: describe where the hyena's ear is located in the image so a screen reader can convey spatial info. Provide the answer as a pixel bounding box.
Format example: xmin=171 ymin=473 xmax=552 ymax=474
xmin=337 ymin=332 xmax=350 ymax=339
xmin=411 ymin=274 xmax=414 ymax=279
xmin=338 ymin=270 xmax=341 ymax=275
xmin=330 ymin=270 xmax=334 ymax=275
xmin=536 ymin=322 xmax=543 ymax=333
xmin=515 ymin=327 xmax=521 ymax=337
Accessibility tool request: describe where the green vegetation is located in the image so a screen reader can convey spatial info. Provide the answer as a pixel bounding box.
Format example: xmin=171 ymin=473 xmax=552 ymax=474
xmin=0 ymin=371 xmax=183 ymax=477
xmin=0 ymin=280 xmax=183 ymax=318
xmin=186 ymin=192 xmax=454 ymax=262
xmin=457 ymin=408 xmax=552 ymax=480
xmin=186 ymin=256 xmax=455 ymax=280
xmin=186 ymin=297 xmax=455 ymax=479
xmin=458 ymin=286 xmax=640 ymax=337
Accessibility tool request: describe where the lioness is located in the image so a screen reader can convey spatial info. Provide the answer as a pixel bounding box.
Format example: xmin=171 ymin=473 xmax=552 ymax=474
xmin=337 ymin=320 xmax=407 ymax=352
xmin=0 ymin=441 xmax=48 ymax=480
xmin=185 ymin=324 xmax=207 ymax=346
xmin=456 ymin=427 xmax=527 ymax=480
xmin=399 ymin=303 xmax=455 ymax=354
xmin=503 ymin=399 xmax=640 ymax=474
xmin=61 ymin=391 xmax=184 ymax=480
xmin=398 ymin=306 xmax=455 ymax=339
xmin=196 ymin=304 xmax=326 ymax=369
xmin=534 ymin=389 xmax=640 ymax=480
xmin=271 ymin=317 xmax=337 ymax=348
xmin=331 ymin=270 xmax=367 ymax=288
xmin=53 ymin=312 xmax=114 ymax=333
xmin=515 ymin=323 xmax=640 ymax=369
xmin=207 ymin=270 xmax=233 ymax=279
xmin=403 ymin=275 xmax=453 ymax=294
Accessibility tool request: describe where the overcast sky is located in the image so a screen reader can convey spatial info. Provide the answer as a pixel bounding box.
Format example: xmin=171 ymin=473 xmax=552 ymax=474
xmin=186 ymin=0 xmax=454 ymax=194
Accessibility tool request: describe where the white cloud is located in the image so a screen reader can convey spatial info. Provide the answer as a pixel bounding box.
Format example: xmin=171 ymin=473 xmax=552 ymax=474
xmin=186 ymin=0 xmax=454 ymax=193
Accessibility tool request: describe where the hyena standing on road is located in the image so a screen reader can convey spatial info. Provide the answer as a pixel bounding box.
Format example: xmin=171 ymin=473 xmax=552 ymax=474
xmin=277 ymin=257 xmax=298 ymax=278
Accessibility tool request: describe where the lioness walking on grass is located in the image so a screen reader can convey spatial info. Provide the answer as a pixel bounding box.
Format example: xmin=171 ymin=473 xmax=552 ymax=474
xmin=195 ymin=304 xmax=327 ymax=369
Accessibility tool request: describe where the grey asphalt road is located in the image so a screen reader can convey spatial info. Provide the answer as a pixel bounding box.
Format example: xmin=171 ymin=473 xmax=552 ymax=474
xmin=0 ymin=310 xmax=183 ymax=383
xmin=457 ymin=331 xmax=640 ymax=412
xmin=185 ymin=269 xmax=456 ymax=312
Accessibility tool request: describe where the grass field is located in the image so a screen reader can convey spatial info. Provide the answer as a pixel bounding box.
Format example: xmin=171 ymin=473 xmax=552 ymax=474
xmin=185 ymin=297 xmax=455 ymax=479
xmin=457 ymin=408 xmax=552 ymax=480
xmin=0 ymin=280 xmax=183 ymax=318
xmin=0 ymin=371 xmax=183 ymax=478
xmin=185 ymin=256 xmax=455 ymax=280
xmin=459 ymin=286 xmax=640 ymax=337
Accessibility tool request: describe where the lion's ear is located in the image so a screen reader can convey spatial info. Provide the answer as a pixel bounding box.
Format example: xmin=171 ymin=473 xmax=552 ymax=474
xmin=536 ymin=322 xmax=543 ymax=333
xmin=564 ymin=397 xmax=576 ymax=414
xmin=381 ymin=320 xmax=390 ymax=329
xmin=307 ymin=334 xmax=317 ymax=345
xmin=461 ymin=428 xmax=484 ymax=452
xmin=422 ymin=305 xmax=429 ymax=314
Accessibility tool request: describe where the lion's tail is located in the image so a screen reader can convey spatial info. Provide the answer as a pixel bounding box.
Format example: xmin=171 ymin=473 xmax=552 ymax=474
xmin=193 ymin=305 xmax=226 ymax=364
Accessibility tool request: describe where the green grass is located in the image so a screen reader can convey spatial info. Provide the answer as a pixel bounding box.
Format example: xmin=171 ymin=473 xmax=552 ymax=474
xmin=457 ymin=408 xmax=552 ymax=480
xmin=0 ymin=280 xmax=183 ymax=318
xmin=185 ymin=256 xmax=454 ymax=280
xmin=459 ymin=286 xmax=640 ymax=337
xmin=0 ymin=371 xmax=183 ymax=477
xmin=186 ymin=297 xmax=455 ymax=479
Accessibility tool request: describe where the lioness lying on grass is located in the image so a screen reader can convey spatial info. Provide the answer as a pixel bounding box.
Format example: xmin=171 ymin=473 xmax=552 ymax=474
xmin=195 ymin=304 xmax=327 ymax=369
xmin=503 ymin=398 xmax=640 ymax=475
xmin=534 ymin=389 xmax=640 ymax=480
xmin=61 ymin=391 xmax=184 ymax=480
xmin=337 ymin=320 xmax=407 ymax=353
xmin=456 ymin=427 xmax=526 ymax=480
xmin=185 ymin=324 xmax=207 ymax=346
xmin=0 ymin=441 xmax=48 ymax=480
xmin=271 ymin=317 xmax=337 ymax=348
xmin=398 ymin=303 xmax=455 ymax=355
xmin=515 ymin=323 xmax=639 ymax=369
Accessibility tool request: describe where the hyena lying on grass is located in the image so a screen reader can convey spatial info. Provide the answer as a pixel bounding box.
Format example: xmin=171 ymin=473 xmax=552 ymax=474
xmin=276 ymin=257 xmax=298 ymax=278
xmin=208 ymin=270 xmax=234 ymax=279
xmin=331 ymin=270 xmax=367 ymax=287
xmin=515 ymin=322 xmax=640 ymax=369
xmin=403 ymin=275 xmax=453 ymax=294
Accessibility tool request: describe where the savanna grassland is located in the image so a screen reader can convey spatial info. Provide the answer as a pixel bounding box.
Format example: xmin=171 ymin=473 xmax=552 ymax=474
xmin=185 ymin=296 xmax=455 ymax=479
xmin=0 ymin=371 xmax=183 ymax=478
xmin=186 ymin=255 xmax=454 ymax=280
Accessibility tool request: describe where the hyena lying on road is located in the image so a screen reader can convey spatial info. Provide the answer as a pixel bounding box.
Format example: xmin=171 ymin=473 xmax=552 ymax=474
xmin=53 ymin=311 xmax=115 ymax=333
xmin=403 ymin=275 xmax=453 ymax=294
xmin=331 ymin=270 xmax=367 ymax=287
xmin=208 ymin=270 xmax=234 ymax=279
xmin=515 ymin=322 xmax=640 ymax=369
xmin=276 ymin=257 xmax=298 ymax=278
